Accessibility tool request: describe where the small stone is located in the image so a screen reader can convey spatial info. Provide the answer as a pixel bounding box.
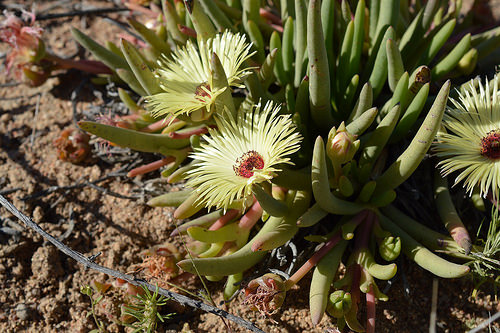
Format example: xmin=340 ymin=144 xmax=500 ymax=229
xmin=31 ymin=287 xmax=41 ymax=298
xmin=15 ymin=303 xmax=32 ymax=321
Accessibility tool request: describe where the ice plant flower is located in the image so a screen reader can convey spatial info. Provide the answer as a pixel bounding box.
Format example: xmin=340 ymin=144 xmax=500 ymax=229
xmin=0 ymin=10 xmax=44 ymax=79
xmin=435 ymin=74 xmax=500 ymax=200
xmin=147 ymin=30 xmax=254 ymax=120
xmin=185 ymin=101 xmax=302 ymax=211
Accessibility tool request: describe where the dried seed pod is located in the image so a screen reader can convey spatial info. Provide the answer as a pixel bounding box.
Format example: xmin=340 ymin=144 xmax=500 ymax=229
xmin=244 ymin=273 xmax=286 ymax=316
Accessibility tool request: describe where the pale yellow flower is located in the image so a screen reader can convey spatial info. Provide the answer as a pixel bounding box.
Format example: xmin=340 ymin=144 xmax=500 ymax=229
xmin=186 ymin=101 xmax=302 ymax=210
xmin=435 ymin=74 xmax=500 ymax=200
xmin=147 ymin=30 xmax=254 ymax=120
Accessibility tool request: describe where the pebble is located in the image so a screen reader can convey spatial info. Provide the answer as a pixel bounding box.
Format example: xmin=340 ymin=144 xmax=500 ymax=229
xmin=15 ymin=303 xmax=32 ymax=321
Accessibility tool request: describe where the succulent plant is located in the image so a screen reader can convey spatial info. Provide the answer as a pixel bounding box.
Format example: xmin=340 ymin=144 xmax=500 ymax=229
xmin=71 ymin=0 xmax=500 ymax=330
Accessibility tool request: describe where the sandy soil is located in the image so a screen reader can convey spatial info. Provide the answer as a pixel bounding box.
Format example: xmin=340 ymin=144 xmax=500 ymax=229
xmin=0 ymin=1 xmax=498 ymax=332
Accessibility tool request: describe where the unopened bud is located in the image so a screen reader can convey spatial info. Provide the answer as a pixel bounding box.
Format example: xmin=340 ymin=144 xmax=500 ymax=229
xmin=327 ymin=122 xmax=359 ymax=165
xmin=379 ymin=236 xmax=401 ymax=261
xmin=327 ymin=290 xmax=352 ymax=318
xmin=80 ymin=285 xmax=92 ymax=296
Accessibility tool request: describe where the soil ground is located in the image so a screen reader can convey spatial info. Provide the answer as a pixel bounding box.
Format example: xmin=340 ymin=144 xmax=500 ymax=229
xmin=0 ymin=1 xmax=498 ymax=332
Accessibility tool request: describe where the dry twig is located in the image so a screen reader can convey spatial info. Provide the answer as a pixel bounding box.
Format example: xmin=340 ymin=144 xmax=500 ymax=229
xmin=36 ymin=7 xmax=129 ymax=21
xmin=0 ymin=194 xmax=265 ymax=333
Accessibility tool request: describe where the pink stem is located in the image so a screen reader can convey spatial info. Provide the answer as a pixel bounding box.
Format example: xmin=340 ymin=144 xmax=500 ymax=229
xmin=259 ymin=8 xmax=282 ymax=25
xmin=285 ymin=231 xmax=342 ymax=290
xmin=150 ymin=3 xmax=162 ymax=14
xmin=209 ymin=209 xmax=240 ymax=230
xmin=448 ymin=225 xmax=472 ymax=253
xmin=238 ymin=201 xmax=263 ymax=230
xmin=270 ymin=24 xmax=283 ymax=33
xmin=139 ymin=119 xmax=169 ymax=133
xmin=122 ymin=114 xmax=141 ymax=121
xmin=350 ymin=264 xmax=361 ymax=304
xmin=124 ymin=2 xmax=158 ymax=17
xmin=46 ymin=54 xmax=112 ymax=74
xmin=127 ymin=157 xmax=175 ymax=177
xmin=116 ymin=121 xmax=135 ymax=129
xmin=355 ymin=210 xmax=373 ymax=249
xmin=119 ymin=34 xmax=148 ymax=48
xmin=366 ymin=284 xmax=376 ymax=333
xmin=178 ymin=24 xmax=197 ymax=38
xmin=169 ymin=126 xmax=210 ymax=139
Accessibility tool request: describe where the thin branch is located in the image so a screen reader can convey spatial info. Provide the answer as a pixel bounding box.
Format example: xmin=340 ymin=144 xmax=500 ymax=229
xmin=468 ymin=311 xmax=500 ymax=333
xmin=0 ymin=187 xmax=22 ymax=196
xmin=102 ymin=17 xmax=143 ymax=41
xmin=0 ymin=194 xmax=265 ymax=333
xmin=0 ymin=81 xmax=22 ymax=88
xmin=36 ymin=7 xmax=129 ymax=21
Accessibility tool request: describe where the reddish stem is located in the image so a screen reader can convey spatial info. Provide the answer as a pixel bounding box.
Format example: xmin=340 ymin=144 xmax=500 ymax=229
xmin=124 ymin=2 xmax=158 ymax=17
xmin=366 ymin=284 xmax=376 ymax=333
xmin=238 ymin=200 xmax=263 ymax=230
xmin=122 ymin=114 xmax=141 ymax=121
xmin=449 ymin=226 xmax=472 ymax=254
xmin=178 ymin=24 xmax=197 ymax=38
xmin=139 ymin=119 xmax=169 ymax=133
xmin=350 ymin=264 xmax=361 ymax=304
xmin=119 ymin=34 xmax=148 ymax=48
xmin=169 ymin=126 xmax=211 ymax=139
xmin=259 ymin=8 xmax=282 ymax=25
xmin=150 ymin=2 xmax=162 ymax=15
xmin=285 ymin=231 xmax=342 ymax=290
xmin=46 ymin=53 xmax=112 ymax=74
xmin=209 ymin=209 xmax=240 ymax=230
xmin=127 ymin=157 xmax=175 ymax=177
xmin=270 ymin=24 xmax=284 ymax=33
xmin=355 ymin=210 xmax=374 ymax=249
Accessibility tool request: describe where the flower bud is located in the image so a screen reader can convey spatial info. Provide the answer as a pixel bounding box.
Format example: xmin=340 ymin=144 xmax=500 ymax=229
xmin=80 ymin=285 xmax=92 ymax=296
xmin=327 ymin=122 xmax=359 ymax=166
xmin=243 ymin=273 xmax=286 ymax=316
xmin=326 ymin=290 xmax=352 ymax=318
xmin=379 ymin=236 xmax=401 ymax=261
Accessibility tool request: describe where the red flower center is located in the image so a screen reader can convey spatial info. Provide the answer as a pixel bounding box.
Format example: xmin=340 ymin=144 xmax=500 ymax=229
xmin=194 ymin=82 xmax=211 ymax=101
xmin=233 ymin=150 xmax=265 ymax=178
xmin=480 ymin=129 xmax=500 ymax=160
